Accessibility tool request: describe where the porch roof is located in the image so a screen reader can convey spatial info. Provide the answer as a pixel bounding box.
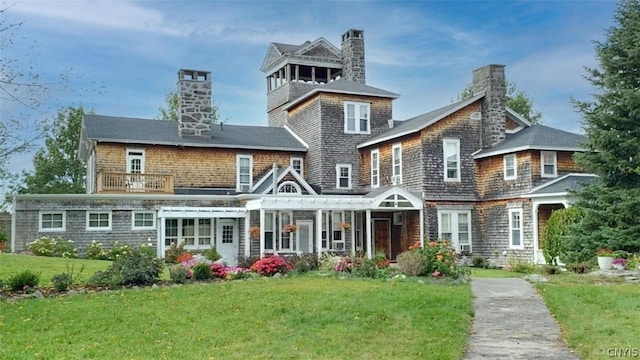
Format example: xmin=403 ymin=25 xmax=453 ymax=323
xmin=523 ymin=173 xmax=597 ymax=198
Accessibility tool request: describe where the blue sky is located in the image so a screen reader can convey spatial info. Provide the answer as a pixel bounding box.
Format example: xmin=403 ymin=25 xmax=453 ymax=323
xmin=2 ymin=0 xmax=618 ymax=178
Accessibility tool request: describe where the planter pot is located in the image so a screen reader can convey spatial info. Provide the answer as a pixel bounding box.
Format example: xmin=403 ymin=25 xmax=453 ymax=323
xmin=597 ymin=256 xmax=613 ymax=270
xmin=613 ymin=263 xmax=625 ymax=270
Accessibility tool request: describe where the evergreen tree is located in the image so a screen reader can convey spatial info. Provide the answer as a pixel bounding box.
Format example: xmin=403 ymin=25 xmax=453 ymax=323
xmin=18 ymin=107 xmax=87 ymax=194
xmin=565 ymin=0 xmax=640 ymax=262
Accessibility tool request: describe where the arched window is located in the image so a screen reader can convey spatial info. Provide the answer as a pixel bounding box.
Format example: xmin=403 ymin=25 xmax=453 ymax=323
xmin=277 ymin=181 xmax=301 ymax=194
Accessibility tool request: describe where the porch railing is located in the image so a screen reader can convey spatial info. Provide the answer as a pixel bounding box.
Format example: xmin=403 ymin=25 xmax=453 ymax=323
xmin=96 ymin=172 xmax=174 ymax=194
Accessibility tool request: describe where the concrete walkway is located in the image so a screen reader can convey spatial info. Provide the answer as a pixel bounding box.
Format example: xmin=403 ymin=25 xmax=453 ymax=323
xmin=463 ymin=278 xmax=578 ymax=360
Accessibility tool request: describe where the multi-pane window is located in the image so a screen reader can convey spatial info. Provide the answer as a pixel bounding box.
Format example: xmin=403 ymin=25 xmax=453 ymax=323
xmin=278 ymin=181 xmax=301 ymax=194
xmin=39 ymin=212 xmax=65 ymax=232
xmin=264 ymin=212 xmax=274 ymax=251
xmin=437 ymin=210 xmax=471 ymax=252
xmin=541 ymin=151 xmax=557 ymax=178
xmin=221 ymin=224 xmax=233 ymax=244
xmin=165 ymin=219 xmax=178 ymax=246
xmin=279 ymin=212 xmax=293 ymax=251
xmin=355 ymin=212 xmax=364 ymax=251
xmin=126 ymin=149 xmax=145 ymax=174
xmin=290 ymin=157 xmax=303 ymax=177
xmin=371 ymin=149 xmax=379 ymax=188
xmin=344 ymin=102 xmax=370 ymax=134
xmin=336 ymin=164 xmax=351 ymax=189
xmin=332 ymin=212 xmax=345 ymax=250
xmin=509 ymin=209 xmax=523 ymax=249
xmin=504 ymin=154 xmax=517 ymax=180
xmin=392 ymin=144 xmax=402 ymax=184
xmin=443 ymin=139 xmax=460 ymax=181
xmin=87 ymin=211 xmax=111 ymax=231
xmin=132 ymin=211 xmax=155 ymax=230
xmin=237 ymin=155 xmax=253 ymax=191
xmin=182 ymin=219 xmax=195 ymax=246
xmin=164 ymin=218 xmax=214 ymax=248
xmin=199 ymin=219 xmax=212 ymax=246
xmin=321 ymin=211 xmax=329 ymax=250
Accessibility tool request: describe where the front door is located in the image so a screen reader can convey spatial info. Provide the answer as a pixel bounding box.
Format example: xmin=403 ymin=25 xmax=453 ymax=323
xmin=216 ymin=219 xmax=238 ymax=266
xmin=373 ymin=219 xmax=390 ymax=258
xmin=296 ymin=220 xmax=313 ymax=253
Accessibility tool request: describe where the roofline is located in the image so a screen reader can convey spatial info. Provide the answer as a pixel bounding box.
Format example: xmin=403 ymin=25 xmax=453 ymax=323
xmin=294 ymin=37 xmax=341 ymax=56
xmin=86 ymin=138 xmax=307 ymax=153
xmin=357 ymin=92 xmax=485 ymax=149
xmin=283 ymin=124 xmax=309 ymax=149
xmin=283 ymin=86 xmax=399 ymax=111
xmin=12 ymin=193 xmax=237 ymax=201
xmin=473 ymin=145 xmax=587 ymax=159
xmin=526 ymin=173 xmax=597 ymax=195
xmin=522 ymin=191 xmax=572 ymax=199
xmin=505 ymin=107 xmax=532 ymax=127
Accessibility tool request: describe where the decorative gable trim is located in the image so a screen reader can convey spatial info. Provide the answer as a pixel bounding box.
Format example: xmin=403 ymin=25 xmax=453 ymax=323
xmin=253 ymin=165 xmax=318 ymax=195
xmin=294 ymin=37 xmax=341 ymax=57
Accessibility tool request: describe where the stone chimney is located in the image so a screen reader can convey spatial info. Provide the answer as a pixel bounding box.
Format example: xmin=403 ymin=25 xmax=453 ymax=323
xmin=177 ymin=69 xmax=212 ymax=137
xmin=472 ymin=64 xmax=506 ymax=149
xmin=341 ymin=29 xmax=365 ymax=84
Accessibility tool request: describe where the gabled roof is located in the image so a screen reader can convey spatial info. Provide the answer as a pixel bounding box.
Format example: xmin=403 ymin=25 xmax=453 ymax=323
xmin=505 ymin=107 xmax=532 ymax=128
xmin=357 ymin=92 xmax=485 ymax=149
xmin=473 ymin=124 xmax=586 ymax=159
xmin=80 ymin=115 xmax=307 ymax=158
xmin=524 ymin=173 xmax=597 ymax=198
xmin=261 ymin=38 xmax=341 ymax=72
xmin=283 ymin=79 xmax=399 ymax=111
xmin=252 ymin=165 xmax=317 ymax=195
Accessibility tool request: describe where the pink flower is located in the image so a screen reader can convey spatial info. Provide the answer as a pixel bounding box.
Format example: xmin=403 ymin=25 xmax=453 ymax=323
xmin=432 ymin=270 xmax=441 ymax=277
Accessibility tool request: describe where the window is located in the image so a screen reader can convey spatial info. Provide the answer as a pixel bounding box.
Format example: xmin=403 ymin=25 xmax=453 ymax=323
xmin=199 ymin=219 xmax=212 ymax=246
xmin=321 ymin=211 xmax=329 ymax=250
xmin=504 ymin=154 xmax=517 ymax=180
xmin=164 ymin=218 xmax=213 ymax=249
xmin=371 ymin=149 xmax=379 ymax=188
xmin=165 ymin=219 xmax=178 ymax=246
xmin=237 ymin=155 xmax=253 ymax=191
xmin=541 ymin=151 xmax=557 ymax=178
xmin=278 ymin=181 xmax=301 ymax=194
xmin=126 ymin=149 xmax=145 ymax=174
xmin=221 ymin=224 xmax=233 ymax=244
xmin=279 ymin=212 xmax=293 ymax=251
xmin=290 ymin=157 xmax=303 ymax=177
xmin=332 ymin=212 xmax=345 ymax=250
xmin=437 ymin=210 xmax=471 ymax=252
xmin=264 ymin=212 xmax=275 ymax=251
xmin=132 ymin=211 xmax=155 ymax=230
xmin=443 ymin=139 xmax=460 ymax=181
xmin=509 ymin=209 xmax=523 ymax=249
xmin=87 ymin=211 xmax=111 ymax=231
xmin=344 ymin=101 xmax=370 ymax=134
xmin=355 ymin=212 xmax=364 ymax=251
xmin=39 ymin=211 xmax=65 ymax=232
xmin=182 ymin=219 xmax=195 ymax=246
xmin=336 ymin=164 xmax=352 ymax=189
xmin=392 ymin=143 xmax=402 ymax=184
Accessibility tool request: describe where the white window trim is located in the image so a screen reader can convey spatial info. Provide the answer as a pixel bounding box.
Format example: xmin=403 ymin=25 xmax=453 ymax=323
xmin=336 ymin=163 xmax=352 ymax=189
xmin=87 ymin=211 xmax=112 ymax=231
xmin=504 ymin=154 xmax=517 ymax=180
xmin=343 ymin=101 xmax=371 ymax=135
xmin=132 ymin=211 xmax=156 ymax=230
xmin=437 ymin=210 xmax=472 ymax=252
xmin=38 ymin=211 xmax=66 ymax=232
xmin=443 ymin=139 xmax=461 ymax=182
xmin=277 ymin=181 xmax=302 ymax=194
xmin=331 ymin=211 xmax=345 ymax=251
xmin=540 ymin=151 xmax=557 ymax=178
xmin=508 ymin=208 xmax=524 ymax=249
xmin=392 ymin=143 xmax=402 ymax=184
xmin=279 ymin=211 xmax=294 ymax=252
xmin=264 ymin=211 xmax=276 ymax=252
xmin=126 ymin=148 xmax=145 ymax=174
xmin=236 ymin=154 xmax=253 ymax=191
xmin=290 ymin=157 xmax=304 ymax=177
xmin=371 ymin=149 xmax=380 ymax=188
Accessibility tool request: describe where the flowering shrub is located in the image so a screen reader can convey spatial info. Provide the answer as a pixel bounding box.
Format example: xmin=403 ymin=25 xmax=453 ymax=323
xmin=209 ymin=263 xmax=227 ymax=279
xmin=398 ymin=240 xmax=469 ymax=279
xmin=169 ymin=265 xmax=189 ymax=284
xmin=176 ymin=252 xmax=194 ymax=263
xmin=252 ymin=255 xmax=292 ymax=276
xmin=318 ymin=253 xmax=342 ymax=272
xmin=226 ymin=266 xmax=251 ymax=280
xmin=85 ymin=241 xmax=108 ymax=260
xmin=334 ymin=256 xmax=361 ymax=273
xmin=107 ymin=241 xmax=130 ymax=260
xmin=165 ymin=242 xmax=189 ymax=264
xmin=612 ymin=258 xmax=627 ymax=266
xmin=27 ymin=236 xmax=78 ymax=258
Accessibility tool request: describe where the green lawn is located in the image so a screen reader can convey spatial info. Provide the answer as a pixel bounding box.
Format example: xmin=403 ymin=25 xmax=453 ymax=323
xmin=537 ymin=274 xmax=640 ymax=360
xmin=469 ymin=268 xmax=524 ymax=278
xmin=0 ymin=277 xmax=473 ymax=359
xmin=0 ymin=253 xmax=112 ymax=285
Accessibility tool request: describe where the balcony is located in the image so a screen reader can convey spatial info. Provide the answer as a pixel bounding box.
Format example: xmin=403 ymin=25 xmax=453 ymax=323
xmin=96 ymin=172 xmax=174 ymax=194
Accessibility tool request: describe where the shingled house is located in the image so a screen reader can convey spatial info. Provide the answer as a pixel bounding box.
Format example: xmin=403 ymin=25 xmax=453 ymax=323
xmin=11 ymin=29 xmax=593 ymax=265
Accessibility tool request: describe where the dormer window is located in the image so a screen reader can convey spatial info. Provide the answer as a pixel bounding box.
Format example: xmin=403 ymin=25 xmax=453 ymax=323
xmin=344 ymin=102 xmax=370 ymax=134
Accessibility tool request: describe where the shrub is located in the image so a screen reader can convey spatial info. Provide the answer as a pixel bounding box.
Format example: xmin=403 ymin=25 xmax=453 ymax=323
xmin=51 ymin=273 xmax=73 ymax=292
xmin=542 ymin=207 xmax=583 ymax=265
xmin=421 ymin=240 xmax=468 ymax=278
xmin=169 ymin=265 xmax=189 ymax=284
xmin=237 ymin=255 xmax=260 ymax=269
xmin=209 ymin=263 xmax=227 ymax=279
xmin=85 ymin=241 xmax=109 ymax=260
xmin=334 ymin=256 xmax=360 ymax=273
xmin=28 ymin=236 xmax=78 ymax=258
xmin=567 ymin=262 xmax=592 ymax=274
xmin=252 ymin=255 xmax=291 ymax=276
xmin=192 ymin=263 xmax=212 ymax=280
xmin=89 ymin=246 xmax=164 ymax=287
xmin=176 ymin=252 xmax=194 ymax=263
xmin=396 ymin=250 xmax=429 ymax=276
xmin=472 ymin=256 xmax=489 ymax=268
xmin=164 ymin=242 xmax=188 ymax=264
xmin=285 ymin=253 xmax=318 ymax=274
xmin=374 ymin=250 xmax=390 ymax=268
xmin=107 ymin=241 xmax=130 ymax=260
xmin=318 ymin=253 xmax=342 ymax=272
xmin=542 ymin=265 xmax=561 ymax=275
xmin=205 ymin=247 xmax=221 ymax=262
xmin=507 ymin=257 xmax=538 ymax=274
xmin=7 ymin=270 xmax=41 ymax=291
xmin=352 ymin=258 xmax=378 ymax=278
xmin=225 ymin=266 xmax=251 ymax=280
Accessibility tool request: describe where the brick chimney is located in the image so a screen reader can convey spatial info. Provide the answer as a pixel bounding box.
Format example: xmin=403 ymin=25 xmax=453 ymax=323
xmin=341 ymin=29 xmax=365 ymax=84
xmin=472 ymin=64 xmax=506 ymax=149
xmin=177 ymin=69 xmax=212 ymax=137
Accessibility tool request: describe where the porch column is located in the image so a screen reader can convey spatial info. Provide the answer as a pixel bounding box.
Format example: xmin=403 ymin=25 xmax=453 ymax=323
xmin=350 ymin=210 xmax=356 ymax=256
xmin=316 ymin=209 xmax=323 ymax=259
xmin=158 ymin=214 xmax=165 ymax=258
xmin=244 ymin=212 xmax=250 ymax=257
xmin=366 ymin=209 xmax=372 ymax=259
xmin=259 ymin=208 xmax=266 ymax=258
xmin=419 ymin=208 xmax=424 ymax=248
xmin=532 ymin=201 xmax=540 ymax=264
